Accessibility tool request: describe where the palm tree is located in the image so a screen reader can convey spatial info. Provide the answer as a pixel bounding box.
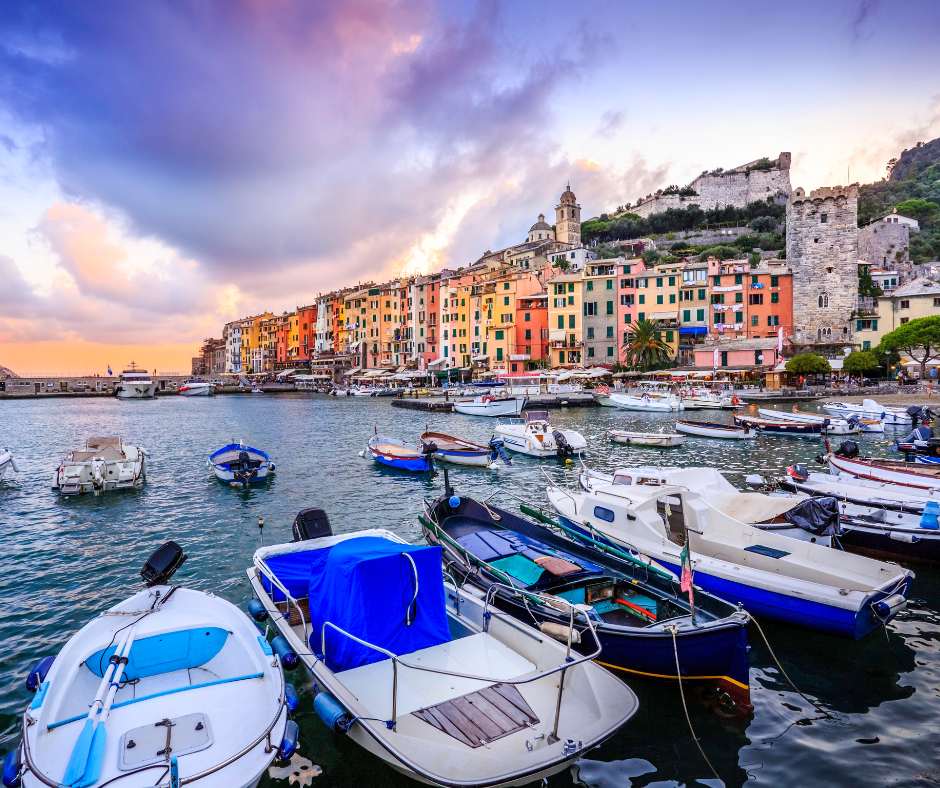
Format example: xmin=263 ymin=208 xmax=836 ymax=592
xmin=622 ymin=319 xmax=670 ymax=371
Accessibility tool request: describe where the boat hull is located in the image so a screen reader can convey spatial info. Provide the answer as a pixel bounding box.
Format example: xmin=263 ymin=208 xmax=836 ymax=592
xmin=368 ymin=435 xmax=432 ymax=472
xmin=609 ymin=394 xmax=674 ymax=412
xmin=208 ymin=444 xmax=274 ymax=484
xmin=829 ymin=454 xmax=940 ymax=490
xmin=453 ymin=397 xmax=525 ymax=417
xmin=823 ymin=402 xmax=909 ymax=426
xmin=432 ymin=448 xmax=493 ymax=466
xmin=676 ymin=421 xmax=755 ymax=440
xmin=493 ymin=426 xmax=586 ymax=458
xmin=607 ymin=431 xmax=685 ymax=447
xmin=115 ymin=383 xmax=156 ymax=399
xmin=179 ymin=383 xmax=214 ymax=396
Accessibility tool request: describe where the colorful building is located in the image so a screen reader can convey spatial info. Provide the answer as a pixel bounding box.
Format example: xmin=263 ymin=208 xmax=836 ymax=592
xmin=547 ymin=272 xmax=584 ymax=366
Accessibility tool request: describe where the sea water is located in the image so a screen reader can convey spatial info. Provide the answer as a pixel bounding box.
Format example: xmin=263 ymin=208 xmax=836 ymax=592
xmin=1 ymin=395 xmax=938 ymax=787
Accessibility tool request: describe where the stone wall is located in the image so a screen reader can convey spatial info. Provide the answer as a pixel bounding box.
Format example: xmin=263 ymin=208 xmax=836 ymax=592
xmin=786 ymin=185 xmax=859 ymax=346
xmin=858 ymin=220 xmax=914 ymax=282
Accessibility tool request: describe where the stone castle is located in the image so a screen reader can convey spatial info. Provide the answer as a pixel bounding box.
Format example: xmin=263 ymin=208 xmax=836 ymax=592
xmin=631 ymin=152 xmax=792 ymax=218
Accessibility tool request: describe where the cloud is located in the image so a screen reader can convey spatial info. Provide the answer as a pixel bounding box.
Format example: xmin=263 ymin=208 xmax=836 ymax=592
xmin=850 ymin=0 xmax=881 ymax=42
xmin=596 ymin=109 xmax=625 ymax=138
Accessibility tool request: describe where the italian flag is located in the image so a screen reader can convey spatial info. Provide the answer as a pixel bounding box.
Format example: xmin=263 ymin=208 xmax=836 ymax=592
xmin=679 ymin=540 xmax=694 ymax=607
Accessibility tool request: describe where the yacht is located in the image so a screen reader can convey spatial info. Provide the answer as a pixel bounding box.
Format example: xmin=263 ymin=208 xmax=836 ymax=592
xmin=114 ymin=363 xmax=156 ymax=399
xmin=178 ymin=378 xmax=215 ymax=396
xmin=54 ymin=436 xmax=148 ymax=495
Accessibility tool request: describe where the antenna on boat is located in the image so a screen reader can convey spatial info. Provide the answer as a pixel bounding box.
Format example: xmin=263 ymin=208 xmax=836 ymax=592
xmin=258 ymin=517 xmax=264 ymax=547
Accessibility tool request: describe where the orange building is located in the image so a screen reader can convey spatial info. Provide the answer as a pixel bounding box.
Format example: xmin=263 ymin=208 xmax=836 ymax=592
xmin=706 ymin=258 xmax=793 ymax=341
xmin=513 ymin=294 xmax=548 ymax=372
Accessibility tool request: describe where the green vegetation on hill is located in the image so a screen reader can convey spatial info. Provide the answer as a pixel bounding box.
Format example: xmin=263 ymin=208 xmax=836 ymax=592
xmin=858 ymin=138 xmax=940 ymax=263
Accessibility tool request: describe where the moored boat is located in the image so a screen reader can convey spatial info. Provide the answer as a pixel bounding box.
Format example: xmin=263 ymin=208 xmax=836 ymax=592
xmin=208 ymin=442 xmax=275 ymax=484
xmin=676 ymin=420 xmax=755 ymax=440
xmin=178 ymin=378 xmax=215 ymax=396
xmin=546 ymin=473 xmax=914 ymax=639
xmin=8 ymin=542 xmax=293 ymax=788
xmin=0 ymin=448 xmax=20 ymax=482
xmin=606 ymin=431 xmax=685 ymax=447
xmin=493 ymin=411 xmax=587 ymax=458
xmin=113 ymin=363 xmax=156 ymax=399
xmin=823 ymin=398 xmax=918 ymax=427
xmin=453 ymin=393 xmax=526 ymax=417
xmin=827 ymin=449 xmax=940 ymax=491
xmin=421 ymin=491 xmax=752 ymax=714
xmin=420 ymin=430 xmax=506 ymax=468
xmin=367 ymin=433 xmax=434 ymax=472
xmin=608 ymin=393 xmax=678 ymax=412
xmin=733 ymin=414 xmax=823 ymax=435
xmin=54 ymin=437 xmax=147 ymax=495
xmin=756 ymin=407 xmax=863 ymax=434
xmin=248 ymin=524 xmax=638 ymax=787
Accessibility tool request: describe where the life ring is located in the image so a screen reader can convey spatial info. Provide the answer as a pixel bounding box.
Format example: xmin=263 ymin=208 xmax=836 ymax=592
xmin=596 ymin=385 xmax=609 ymax=395
xmin=499 ymin=390 xmax=509 ymax=400
xmin=731 ymin=396 xmax=740 ymax=406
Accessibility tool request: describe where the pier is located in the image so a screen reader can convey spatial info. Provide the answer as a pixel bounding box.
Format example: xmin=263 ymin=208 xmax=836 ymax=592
xmin=390 ymin=393 xmax=598 ymax=413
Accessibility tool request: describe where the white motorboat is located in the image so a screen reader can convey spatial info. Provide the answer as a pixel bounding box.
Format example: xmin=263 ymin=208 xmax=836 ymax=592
xmin=493 ymin=411 xmax=587 ymax=458
xmin=453 ymin=393 xmax=526 ymax=417
xmin=114 ymin=363 xmax=156 ymax=399
xmin=54 ymin=437 xmax=147 ymax=495
xmin=676 ymin=420 xmax=755 ymax=440
xmin=208 ymin=442 xmax=275 ymax=484
xmin=827 ymin=450 xmax=940 ymax=491
xmin=756 ymin=407 xmax=867 ymax=434
xmin=178 ymin=378 xmax=215 ymax=396
xmin=0 ymin=448 xmax=20 ymax=482
xmin=420 ymin=431 xmax=504 ymax=468
xmin=684 ymin=391 xmax=738 ymax=410
xmin=10 ymin=542 xmax=293 ymax=788
xmin=546 ymin=473 xmax=913 ymax=639
xmin=606 ymin=431 xmax=685 ymax=447
xmin=823 ymin=398 xmax=916 ymax=427
xmin=250 ymin=388 xmax=264 ymax=394
xmin=248 ymin=527 xmax=638 ymax=788
xmin=608 ymin=393 xmax=679 ymax=412
xmin=351 ymin=387 xmax=379 ymax=396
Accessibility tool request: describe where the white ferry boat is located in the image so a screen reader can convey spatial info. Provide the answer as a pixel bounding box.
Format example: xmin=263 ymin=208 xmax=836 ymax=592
xmin=114 ymin=363 xmax=156 ymax=399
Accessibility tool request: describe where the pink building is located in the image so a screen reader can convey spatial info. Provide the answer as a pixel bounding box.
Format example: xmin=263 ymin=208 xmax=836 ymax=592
xmin=615 ymin=258 xmax=647 ymax=354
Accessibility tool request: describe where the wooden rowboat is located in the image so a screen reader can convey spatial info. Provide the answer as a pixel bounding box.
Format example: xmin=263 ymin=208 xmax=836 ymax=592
xmin=676 ymin=420 xmax=756 ymax=440
xmin=420 ymin=431 xmax=497 ymax=467
xmin=607 ymin=431 xmax=686 ymax=447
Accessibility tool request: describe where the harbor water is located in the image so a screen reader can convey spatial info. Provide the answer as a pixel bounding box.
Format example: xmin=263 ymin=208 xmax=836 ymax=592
xmin=1 ymin=395 xmax=939 ymax=787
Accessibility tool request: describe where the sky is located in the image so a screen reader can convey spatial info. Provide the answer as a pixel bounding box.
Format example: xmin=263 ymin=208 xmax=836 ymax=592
xmin=1 ymin=0 xmax=939 ymax=375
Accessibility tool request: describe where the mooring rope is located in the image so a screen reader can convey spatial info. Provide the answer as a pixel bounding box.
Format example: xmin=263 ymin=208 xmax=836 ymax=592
xmin=667 ymin=625 xmax=722 ymax=783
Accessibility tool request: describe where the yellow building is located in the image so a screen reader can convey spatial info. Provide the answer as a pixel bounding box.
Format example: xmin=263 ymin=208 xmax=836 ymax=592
xmin=855 ymin=277 xmax=940 ymax=358
xmin=340 ymin=286 xmax=370 ymax=360
xmin=636 ymin=263 xmax=682 ymax=358
xmin=240 ymin=312 xmax=274 ymax=374
xmin=547 ymin=272 xmax=583 ymax=366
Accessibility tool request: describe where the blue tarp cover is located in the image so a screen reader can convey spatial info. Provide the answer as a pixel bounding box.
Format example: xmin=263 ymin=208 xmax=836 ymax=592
xmin=306 ymin=537 xmax=451 ymax=672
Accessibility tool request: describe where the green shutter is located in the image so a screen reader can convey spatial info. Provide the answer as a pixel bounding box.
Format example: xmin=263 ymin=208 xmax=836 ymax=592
xmin=856 ymin=320 xmax=863 ymax=331
xmin=558 ymin=315 xmax=564 ymax=329
xmin=495 ymin=330 xmax=504 ymax=340
xmin=872 ymin=320 xmax=878 ymax=331
xmin=665 ymin=331 xmax=674 ymax=342
xmin=683 ymin=310 xmax=690 ymax=322
xmin=697 ymin=309 xmax=704 ymax=321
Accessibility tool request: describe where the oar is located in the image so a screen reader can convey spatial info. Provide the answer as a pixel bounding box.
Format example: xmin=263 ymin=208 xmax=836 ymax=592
xmin=62 ymin=628 xmax=133 ymax=786
xmin=74 ymin=627 xmax=137 ymax=788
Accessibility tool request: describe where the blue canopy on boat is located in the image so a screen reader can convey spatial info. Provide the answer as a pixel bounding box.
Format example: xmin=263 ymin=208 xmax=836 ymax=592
xmin=306 ymin=537 xmax=451 ymax=672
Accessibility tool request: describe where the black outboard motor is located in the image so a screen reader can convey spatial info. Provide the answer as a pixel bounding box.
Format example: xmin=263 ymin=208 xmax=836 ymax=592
xmin=833 ymin=440 xmax=859 ymax=459
xmin=553 ymin=430 xmax=572 ymax=458
xmin=422 ymin=441 xmax=439 ymax=457
xmin=488 ymin=436 xmax=512 ymax=466
xmin=292 ymin=508 xmax=333 ymax=542
xmin=908 ymin=404 xmax=925 ymax=429
xmin=141 ymin=541 xmax=187 ymax=586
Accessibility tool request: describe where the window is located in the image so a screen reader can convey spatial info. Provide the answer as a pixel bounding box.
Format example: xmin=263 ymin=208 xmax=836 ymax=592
xmin=656 ymin=277 xmax=663 ymax=287
xmin=587 ymin=280 xmax=594 ymax=291
xmin=901 ymin=300 xmax=910 ymax=309
xmin=721 ymin=351 xmax=728 ymax=367
xmin=639 ymin=294 xmax=645 ymax=304
xmin=901 ymin=317 xmax=910 ymax=324
xmin=934 ymin=298 xmax=940 ymax=307
xmin=587 ymin=347 xmax=595 ymax=357
xmin=665 ymin=330 xmax=674 ymax=342
xmin=749 ymin=294 xmax=763 ymax=305
xmin=569 ymin=314 xmax=576 ymax=328
xmin=683 ymin=309 xmax=691 ymax=322
xmin=734 ymin=274 xmax=742 ymax=285
xmin=496 ymin=348 xmax=503 ymax=361
xmin=502 ymin=296 xmax=509 ymax=306
xmin=568 ymin=283 xmax=574 ymax=293
xmin=656 ymin=295 xmax=663 ymax=305
xmin=504 ymin=283 xmax=510 ymax=290
xmin=606 ymin=280 xmax=613 ymax=290
xmin=525 ymin=312 xmax=530 ymax=322
xmin=820 ymin=214 xmax=827 ymax=223
xmin=474 ymin=326 xmax=479 ymax=336
xmin=606 ymin=325 xmax=613 ymax=338
xmin=711 ymin=294 xmax=725 ymax=304
xmin=669 ymin=294 xmax=676 ymax=304
xmin=623 ymin=265 xmax=632 ymax=274
xmin=714 ymin=312 xmax=725 ymax=324
xmin=638 ymin=312 xmax=645 ymax=321
xmin=594 ymin=506 xmax=615 ymax=522
xmin=735 ymin=312 xmax=743 ymax=323
xmin=771 ymin=292 xmax=779 ymax=303
xmin=494 ymin=330 xmax=504 ymax=340
xmin=557 ymin=315 xmax=564 ymax=329
xmin=568 ymin=296 xmax=573 ymax=305
xmin=817 ymin=325 xmax=832 ymax=340
xmin=696 ymin=308 xmax=704 ymax=321
xmin=713 ymin=276 xmax=721 ymax=286
xmin=856 ymin=319 xmax=878 ymax=331
xmin=735 ymin=293 xmax=743 ymax=303
xmin=751 ymin=314 xmax=758 ymax=326
xmin=818 ymin=293 xmax=829 ymax=308
xmin=637 ymin=278 xmax=648 ymax=288
xmin=607 ymin=346 xmax=614 ymax=356
xmin=587 ymin=327 xmax=595 ymax=339
xmin=698 ymin=288 xmax=706 ymax=301
xmin=752 ymin=275 xmax=758 ymax=285
xmin=771 ymin=275 xmax=779 ymax=287
xmin=863 ymin=341 xmax=871 ymax=350
xmin=559 ymin=352 xmax=565 ymax=364
xmin=584 ymin=302 xmax=598 ymax=316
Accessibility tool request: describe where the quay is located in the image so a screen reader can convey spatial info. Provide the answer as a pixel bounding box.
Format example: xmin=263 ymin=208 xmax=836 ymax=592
xmin=391 ymin=393 xmax=598 ymax=413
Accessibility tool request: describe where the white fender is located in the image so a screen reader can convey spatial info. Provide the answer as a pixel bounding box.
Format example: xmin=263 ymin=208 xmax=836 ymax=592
xmin=10 ymin=455 xmax=20 ymax=473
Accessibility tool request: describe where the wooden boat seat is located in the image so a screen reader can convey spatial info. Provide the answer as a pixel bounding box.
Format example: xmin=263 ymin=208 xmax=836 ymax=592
xmin=276 ymin=597 xmax=311 ymax=627
xmin=373 ymin=444 xmax=422 ymax=456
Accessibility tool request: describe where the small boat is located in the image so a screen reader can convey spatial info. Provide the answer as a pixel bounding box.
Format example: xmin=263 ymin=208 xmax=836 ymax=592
xmin=592 ymin=385 xmax=616 ymax=407
xmin=493 ymin=411 xmax=587 ymax=458
xmin=351 ymin=387 xmax=379 ymax=396
xmin=54 ymin=437 xmax=148 ymax=495
xmin=250 ymin=388 xmax=264 ymax=394
xmin=733 ymin=414 xmax=823 ymax=435
xmin=823 ymin=398 xmax=916 ymax=427
xmin=827 ymin=448 xmax=940 ymax=491
xmin=453 ymin=393 xmax=526 ymax=417
xmin=608 ymin=393 xmax=677 ymax=412
xmin=367 ymin=433 xmax=434 ymax=472
xmin=746 ymin=466 xmax=940 ymax=565
xmin=546 ymin=473 xmax=914 ymax=639
xmin=208 ymin=442 xmax=275 ymax=484
xmin=420 ymin=431 xmax=507 ymax=468
xmin=756 ymin=407 xmax=862 ymax=434
xmin=607 ymin=431 xmax=685 ymax=447
xmin=248 ymin=522 xmax=638 ymax=787
xmin=676 ymin=420 xmax=755 ymax=440
xmin=0 ymin=448 xmax=20 ymax=482
xmin=113 ymin=363 xmax=156 ymax=399
xmin=8 ymin=542 xmax=294 ymax=788
xmin=422 ymin=490 xmax=753 ymax=714
xmin=178 ymin=378 xmax=215 ymax=396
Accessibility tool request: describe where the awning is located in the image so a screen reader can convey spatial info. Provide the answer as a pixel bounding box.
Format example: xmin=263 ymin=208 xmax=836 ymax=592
xmin=276 ymin=369 xmax=297 ymax=377
xmin=473 ymin=355 xmax=489 ymax=362
xmin=649 ymin=311 xmax=679 ymax=320
xmin=427 ymin=358 xmax=446 ymax=368
xmin=349 ymin=341 xmax=361 ymax=350
xmin=679 ymin=327 xmax=708 ymax=335
xmin=345 ymin=366 xmax=361 ymax=375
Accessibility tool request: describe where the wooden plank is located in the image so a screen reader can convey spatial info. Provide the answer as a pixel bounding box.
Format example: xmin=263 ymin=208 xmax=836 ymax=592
xmin=433 ymin=701 xmax=488 ymax=745
xmin=412 ymin=706 xmax=478 ymax=748
xmin=477 ymin=686 xmax=534 ymax=727
xmin=488 ymin=683 xmax=539 ymax=723
xmin=462 ymin=693 xmax=516 ymax=733
xmin=450 ymin=696 xmax=504 ymax=740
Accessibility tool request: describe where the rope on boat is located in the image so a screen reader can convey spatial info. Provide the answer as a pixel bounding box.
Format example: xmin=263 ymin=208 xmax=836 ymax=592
xmin=667 ymin=626 xmax=722 ymax=783
xmin=749 ymin=615 xmax=834 ymax=720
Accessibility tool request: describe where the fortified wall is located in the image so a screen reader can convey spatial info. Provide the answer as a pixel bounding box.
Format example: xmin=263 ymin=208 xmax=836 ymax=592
xmin=786 ymin=185 xmax=859 ymax=348
xmin=631 ymin=153 xmax=792 ymax=218
xmin=858 ymin=220 xmax=914 ymax=282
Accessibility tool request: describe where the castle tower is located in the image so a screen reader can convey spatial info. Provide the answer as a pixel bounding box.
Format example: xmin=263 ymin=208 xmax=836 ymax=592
xmin=786 ymin=184 xmax=859 ymax=349
xmin=555 ymin=184 xmax=581 ymax=246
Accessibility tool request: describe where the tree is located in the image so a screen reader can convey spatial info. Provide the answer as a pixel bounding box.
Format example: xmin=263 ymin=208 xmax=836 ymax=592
xmin=641 ymin=248 xmax=660 ymax=265
xmin=785 ymin=354 xmax=831 ymax=375
xmin=858 ymin=268 xmax=884 ymax=299
xmin=747 ymin=216 xmax=778 ymax=233
xmin=842 ymin=351 xmax=879 ymax=376
xmin=880 ymin=316 xmax=940 ymax=380
xmin=895 ymin=199 xmax=940 ymax=227
xmin=622 ymin=319 xmax=670 ymax=371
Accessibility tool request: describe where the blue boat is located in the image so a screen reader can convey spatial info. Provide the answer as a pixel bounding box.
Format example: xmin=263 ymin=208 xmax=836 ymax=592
xmin=367 ymin=433 xmax=434 ymax=472
xmin=421 ymin=490 xmax=753 ymax=714
xmin=207 ymin=442 xmax=275 ymax=484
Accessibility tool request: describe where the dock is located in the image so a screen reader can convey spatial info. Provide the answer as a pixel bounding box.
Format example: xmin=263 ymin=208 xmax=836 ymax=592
xmin=391 ymin=394 xmax=598 ymax=413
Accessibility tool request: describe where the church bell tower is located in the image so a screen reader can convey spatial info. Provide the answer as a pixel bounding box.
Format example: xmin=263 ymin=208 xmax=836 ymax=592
xmin=555 ymin=184 xmax=581 ymax=246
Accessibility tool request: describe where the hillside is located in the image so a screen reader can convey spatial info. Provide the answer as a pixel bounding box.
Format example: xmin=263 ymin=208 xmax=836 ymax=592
xmin=0 ymin=365 xmax=18 ymax=379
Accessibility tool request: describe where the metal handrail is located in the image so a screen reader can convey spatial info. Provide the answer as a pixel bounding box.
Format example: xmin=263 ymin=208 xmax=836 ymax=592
xmin=254 ymin=557 xmax=308 ymax=645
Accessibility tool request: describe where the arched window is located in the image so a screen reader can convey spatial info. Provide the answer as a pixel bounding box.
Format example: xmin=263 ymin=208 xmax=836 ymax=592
xmin=818 ymin=293 xmax=829 ymax=308
xmin=817 ymin=325 xmax=832 ymax=342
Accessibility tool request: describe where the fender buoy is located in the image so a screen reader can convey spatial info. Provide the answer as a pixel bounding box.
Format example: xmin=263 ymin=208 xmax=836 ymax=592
xmin=732 ymin=396 xmax=741 ymax=406
xmin=499 ymin=390 xmax=509 ymax=399
xmin=595 ymin=385 xmax=609 ymax=395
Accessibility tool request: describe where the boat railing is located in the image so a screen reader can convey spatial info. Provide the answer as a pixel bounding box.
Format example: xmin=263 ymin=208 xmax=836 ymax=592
xmin=253 ymin=560 xmax=309 ymax=646
xmin=320 ymin=583 xmax=601 ymax=741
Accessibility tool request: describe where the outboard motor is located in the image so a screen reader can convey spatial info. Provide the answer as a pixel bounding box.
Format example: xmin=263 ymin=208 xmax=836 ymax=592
xmin=832 ymin=440 xmax=859 ymax=459
xmin=140 ymin=541 xmax=187 ymax=586
xmin=908 ymin=404 xmax=925 ymax=429
xmin=488 ymin=436 xmax=512 ymax=466
xmin=553 ymin=430 xmax=572 ymax=458
xmin=422 ymin=441 xmax=439 ymax=457
xmin=787 ymin=463 xmax=810 ymax=482
xmin=292 ymin=508 xmax=333 ymax=542
xmin=237 ymin=451 xmax=251 ymax=471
